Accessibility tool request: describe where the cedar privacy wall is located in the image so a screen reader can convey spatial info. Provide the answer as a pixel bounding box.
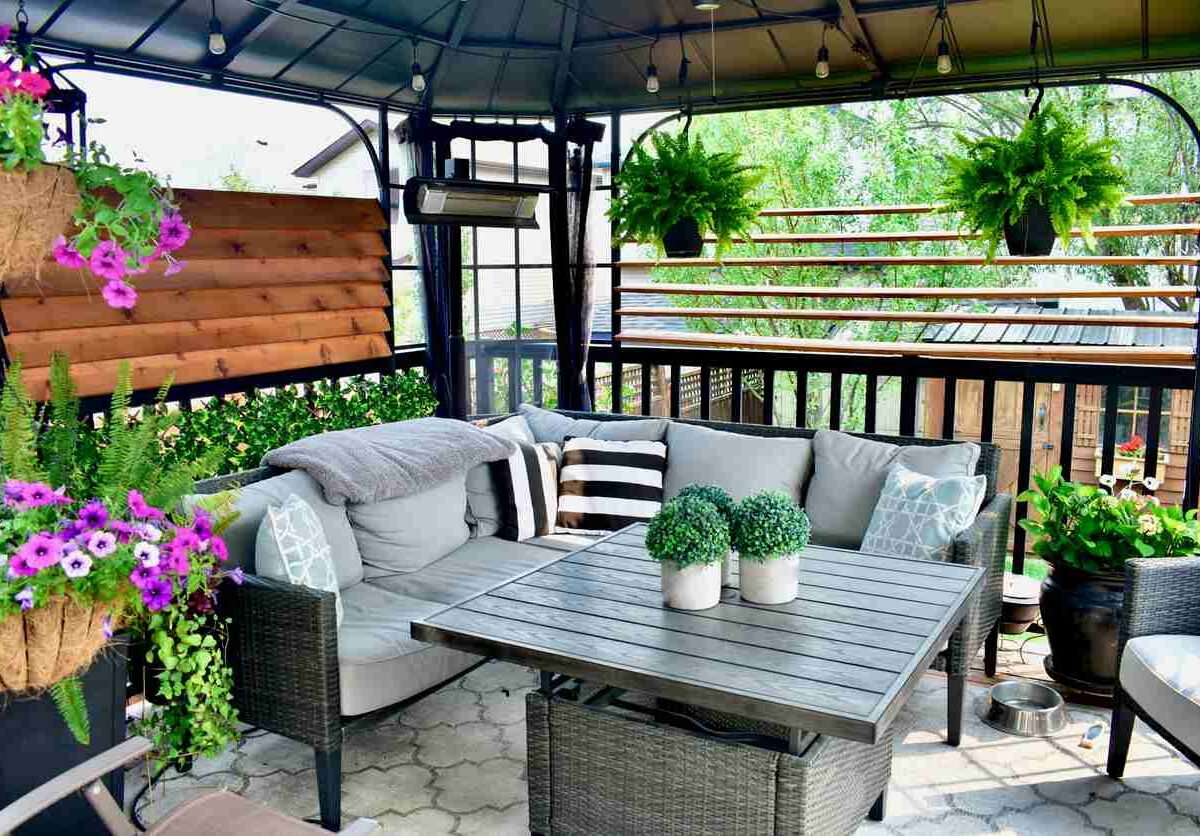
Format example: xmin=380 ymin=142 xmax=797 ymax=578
xmin=0 ymin=190 xmax=393 ymax=399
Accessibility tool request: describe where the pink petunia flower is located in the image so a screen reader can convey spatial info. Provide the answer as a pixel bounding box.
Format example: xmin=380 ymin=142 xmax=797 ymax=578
xmin=18 ymin=533 xmax=66 ymax=571
xmin=101 ymin=279 xmax=137 ymax=309
xmin=163 ymin=258 xmax=187 ymax=277
xmin=89 ymin=240 xmax=128 ymax=282
xmin=0 ymin=66 xmax=13 ymax=98
xmin=16 ymin=71 xmax=50 ymax=100
xmin=87 ymin=530 xmax=117 ymax=558
xmin=61 ymin=551 xmax=93 ymax=579
xmin=1 ymin=24 xmax=11 ymax=43
xmin=171 ymin=529 xmax=201 ymax=552
xmin=158 ymin=213 xmax=191 ymax=251
xmin=52 ymin=235 xmax=87 ymax=269
xmin=3 ymin=480 xmax=28 ymax=507
xmin=127 ymin=490 xmax=165 ymax=521
xmin=210 ymin=536 xmax=229 ymax=562
xmin=7 ymin=551 xmax=37 ymax=577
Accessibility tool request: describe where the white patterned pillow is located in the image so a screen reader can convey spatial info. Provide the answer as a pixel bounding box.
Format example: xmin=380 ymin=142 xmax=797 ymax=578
xmin=860 ymin=465 xmax=987 ymax=562
xmin=256 ymin=493 xmax=343 ymax=626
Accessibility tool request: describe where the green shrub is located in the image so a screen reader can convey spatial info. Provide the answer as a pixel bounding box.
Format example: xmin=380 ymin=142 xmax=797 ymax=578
xmin=675 ymin=483 xmax=734 ymax=523
xmin=646 ymin=496 xmax=730 ymax=568
xmin=732 ymin=491 xmax=810 ymax=561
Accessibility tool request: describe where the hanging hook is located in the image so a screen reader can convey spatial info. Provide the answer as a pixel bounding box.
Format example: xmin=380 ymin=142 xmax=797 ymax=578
xmin=1028 ymin=84 xmax=1045 ymax=119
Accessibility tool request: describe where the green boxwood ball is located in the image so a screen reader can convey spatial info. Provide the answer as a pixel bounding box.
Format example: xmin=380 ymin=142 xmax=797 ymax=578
xmin=646 ymin=496 xmax=730 ymax=568
xmin=675 ymin=483 xmax=735 ymax=522
xmin=732 ymin=490 xmax=810 ymax=561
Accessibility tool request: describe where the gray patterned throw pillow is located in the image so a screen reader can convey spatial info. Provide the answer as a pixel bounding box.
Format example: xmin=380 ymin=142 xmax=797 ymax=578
xmin=256 ymin=493 xmax=343 ymax=626
xmin=860 ymin=465 xmax=987 ymax=562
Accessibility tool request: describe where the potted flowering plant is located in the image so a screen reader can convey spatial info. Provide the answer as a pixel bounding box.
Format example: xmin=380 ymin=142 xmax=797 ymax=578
xmin=0 ymin=22 xmax=189 ymax=307
xmin=675 ymin=483 xmax=736 ymax=587
xmin=646 ymin=495 xmax=729 ymax=611
xmin=731 ymin=491 xmax=810 ymax=605
xmin=1018 ymin=466 xmax=1200 ymax=692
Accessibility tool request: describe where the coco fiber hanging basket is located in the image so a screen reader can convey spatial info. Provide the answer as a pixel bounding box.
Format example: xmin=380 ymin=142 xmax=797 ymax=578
xmin=0 ymin=164 xmax=80 ymax=291
xmin=0 ymin=598 xmax=120 ymax=693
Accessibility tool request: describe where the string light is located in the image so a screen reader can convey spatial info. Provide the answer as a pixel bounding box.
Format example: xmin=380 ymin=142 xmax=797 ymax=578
xmin=645 ymin=39 xmax=660 ymax=93
xmin=937 ymin=38 xmax=952 ymax=74
xmin=815 ymin=25 xmax=830 ymax=79
xmin=207 ymin=0 xmax=226 ymax=56
xmin=410 ymin=40 xmax=426 ymax=93
xmin=692 ymin=0 xmax=722 ymax=9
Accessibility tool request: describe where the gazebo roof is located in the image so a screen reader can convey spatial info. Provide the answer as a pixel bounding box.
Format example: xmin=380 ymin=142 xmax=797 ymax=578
xmin=22 ymin=0 xmax=1200 ymax=116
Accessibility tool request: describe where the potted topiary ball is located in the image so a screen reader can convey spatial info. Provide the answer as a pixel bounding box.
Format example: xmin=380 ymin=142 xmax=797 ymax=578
xmin=675 ymin=483 xmax=736 ymax=587
xmin=646 ymin=496 xmax=730 ymax=611
xmin=732 ymin=491 xmax=810 ymax=605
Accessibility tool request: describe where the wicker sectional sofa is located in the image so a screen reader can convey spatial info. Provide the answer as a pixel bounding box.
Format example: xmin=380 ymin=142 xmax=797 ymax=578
xmin=197 ymin=406 xmax=1011 ymax=832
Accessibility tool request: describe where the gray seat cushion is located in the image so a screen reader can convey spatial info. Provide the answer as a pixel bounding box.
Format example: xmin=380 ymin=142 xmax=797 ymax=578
xmin=367 ymin=536 xmax=565 ymax=606
xmin=519 ymin=404 xmax=668 ymax=444
xmin=662 ymin=422 xmax=814 ymax=503
xmin=349 ymin=474 xmax=469 ymax=574
xmin=806 ymin=430 xmax=981 ymax=549
xmin=1120 ymin=634 xmax=1200 ymax=755
xmin=337 ymin=582 xmax=480 ymax=716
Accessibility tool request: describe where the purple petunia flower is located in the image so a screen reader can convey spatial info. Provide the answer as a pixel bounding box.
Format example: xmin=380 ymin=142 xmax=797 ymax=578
xmin=52 ymin=235 xmax=87 ymax=269
xmin=158 ymin=213 xmax=191 ymax=252
xmin=110 ymin=520 xmax=135 ymax=544
xmin=163 ymin=258 xmax=187 ymax=277
xmin=102 ymin=615 xmax=113 ymax=640
xmin=16 ymin=482 xmax=69 ymax=510
xmin=129 ymin=562 xmax=160 ymax=589
xmin=171 ymin=529 xmax=200 ymax=552
xmin=3 ymin=480 xmax=28 ymax=507
xmin=87 ymin=530 xmax=117 ymax=558
xmin=192 ymin=510 xmax=214 ymax=540
xmin=211 ymin=536 xmax=229 ymax=563
xmin=142 ymin=577 xmax=174 ymax=612
xmin=127 ymin=490 xmax=165 ymax=521
xmin=229 ymin=567 xmax=245 ymax=586
xmin=78 ymin=500 xmax=109 ymax=531
xmin=101 ymin=279 xmax=137 ymax=310
xmin=166 ymin=550 xmax=191 ymax=577
xmin=133 ymin=541 xmax=160 ymax=567
xmin=14 ymin=587 xmax=34 ymax=612
xmin=17 ymin=533 xmax=66 ymax=570
xmin=1 ymin=24 xmax=11 ymax=44
xmin=61 ymin=551 xmax=93 ymax=579
xmin=89 ymin=241 xmax=128 ymax=282
xmin=58 ymin=519 xmax=86 ymax=541
xmin=136 ymin=523 xmax=164 ymax=543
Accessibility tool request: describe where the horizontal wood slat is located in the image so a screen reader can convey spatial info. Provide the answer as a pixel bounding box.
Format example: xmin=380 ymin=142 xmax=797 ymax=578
xmin=6 ymin=309 xmax=390 ymax=367
xmin=4 ymin=256 xmax=387 ymax=297
xmin=20 ymin=334 xmax=391 ymax=399
xmin=617 ymin=283 xmax=1200 ymax=301
xmin=617 ymin=306 xmax=1198 ymax=329
xmin=709 ymin=223 xmax=1200 ymax=245
xmin=620 ymin=255 xmax=1200 ymax=269
xmin=617 ymin=329 xmax=1196 ymax=366
xmin=2 ymin=282 xmax=389 ymax=331
xmin=758 ymin=192 xmax=1200 ymax=218
xmin=173 ymin=189 xmax=385 ymax=231
xmin=177 ymin=228 xmax=387 ymax=260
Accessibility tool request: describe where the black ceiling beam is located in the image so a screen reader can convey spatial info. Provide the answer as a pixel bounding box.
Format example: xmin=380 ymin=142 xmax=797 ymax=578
xmin=552 ymin=2 xmax=582 ymax=111
xmin=835 ymin=0 xmax=887 ymax=78
xmin=126 ymin=0 xmax=188 ymax=53
xmin=421 ymin=0 xmax=478 ymax=108
xmin=34 ymin=0 xmax=77 ymax=37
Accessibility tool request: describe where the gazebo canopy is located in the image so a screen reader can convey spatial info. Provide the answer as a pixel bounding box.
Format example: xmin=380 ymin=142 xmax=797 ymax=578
xmin=21 ymin=0 xmax=1200 ymax=116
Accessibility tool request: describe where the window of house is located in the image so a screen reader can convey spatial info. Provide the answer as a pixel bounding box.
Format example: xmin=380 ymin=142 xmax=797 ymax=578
xmin=1100 ymin=387 xmax=1171 ymax=452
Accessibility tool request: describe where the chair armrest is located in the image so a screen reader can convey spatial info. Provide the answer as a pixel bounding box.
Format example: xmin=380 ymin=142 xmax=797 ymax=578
xmin=220 ymin=574 xmax=343 ymax=751
xmin=1121 ymin=556 xmax=1200 ymax=647
xmin=0 ymin=737 xmax=152 ymax=834
xmin=943 ymin=493 xmax=1013 ymax=675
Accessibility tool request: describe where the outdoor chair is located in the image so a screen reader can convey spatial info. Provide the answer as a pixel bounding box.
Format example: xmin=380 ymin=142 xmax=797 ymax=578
xmin=1107 ymin=556 xmax=1200 ymax=777
xmin=0 ymin=736 xmax=379 ymax=836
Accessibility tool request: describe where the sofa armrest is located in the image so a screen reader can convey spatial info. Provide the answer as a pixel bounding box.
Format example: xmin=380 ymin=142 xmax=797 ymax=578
xmin=220 ymin=574 xmax=342 ymax=751
xmin=1121 ymin=556 xmax=1200 ymax=648
xmin=943 ymin=492 xmax=1013 ymax=675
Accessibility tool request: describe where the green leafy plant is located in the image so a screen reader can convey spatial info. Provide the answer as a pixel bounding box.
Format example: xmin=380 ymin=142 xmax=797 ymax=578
xmin=940 ymin=105 xmax=1126 ymax=260
xmin=609 ymin=129 xmax=763 ymax=256
xmin=731 ymin=491 xmax=810 ymax=561
xmin=646 ymin=496 xmax=730 ymax=568
xmin=1018 ymin=466 xmax=1200 ymax=574
xmin=674 ymin=483 xmax=734 ymax=523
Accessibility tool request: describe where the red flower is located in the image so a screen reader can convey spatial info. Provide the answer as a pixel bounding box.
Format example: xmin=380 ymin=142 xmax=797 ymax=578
xmin=1118 ymin=435 xmax=1145 ymax=455
xmin=15 ymin=71 xmax=50 ymax=100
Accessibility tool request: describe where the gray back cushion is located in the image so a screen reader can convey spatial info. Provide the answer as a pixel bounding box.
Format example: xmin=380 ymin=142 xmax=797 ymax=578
xmin=349 ymin=474 xmax=470 ymax=574
xmin=465 ymin=415 xmax=536 ymax=538
xmin=806 ymin=430 xmax=981 ymax=549
xmin=663 ymin=422 xmax=814 ymax=503
xmin=211 ymin=469 xmax=364 ymax=588
xmin=518 ymin=404 xmax=668 ymax=444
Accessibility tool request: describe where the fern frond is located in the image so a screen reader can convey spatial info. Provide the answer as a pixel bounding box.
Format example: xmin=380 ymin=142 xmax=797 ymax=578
xmin=50 ymin=676 xmax=91 ymax=745
xmin=97 ymin=362 xmax=134 ymax=495
xmin=43 ymin=354 xmax=81 ymax=490
xmin=0 ymin=360 xmax=43 ymax=481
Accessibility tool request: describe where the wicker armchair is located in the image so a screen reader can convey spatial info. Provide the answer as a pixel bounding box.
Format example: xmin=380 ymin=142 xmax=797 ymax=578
xmin=1107 ymin=556 xmax=1200 ymax=776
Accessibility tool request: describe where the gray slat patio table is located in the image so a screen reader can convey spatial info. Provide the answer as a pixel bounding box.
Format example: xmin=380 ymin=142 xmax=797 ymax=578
xmin=412 ymin=522 xmax=985 ymax=748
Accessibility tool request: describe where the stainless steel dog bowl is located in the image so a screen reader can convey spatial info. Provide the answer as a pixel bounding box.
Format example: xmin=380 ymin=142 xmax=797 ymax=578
xmin=978 ymin=681 xmax=1069 ymax=737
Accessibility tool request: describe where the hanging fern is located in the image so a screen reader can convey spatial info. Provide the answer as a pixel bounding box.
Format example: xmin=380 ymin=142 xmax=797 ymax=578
xmin=0 ymin=359 xmax=42 ymax=481
xmin=939 ymin=104 xmax=1127 ymax=260
xmin=43 ymin=354 xmax=81 ymax=491
xmin=96 ymin=362 xmax=134 ymax=495
xmin=50 ymin=676 xmax=91 ymax=745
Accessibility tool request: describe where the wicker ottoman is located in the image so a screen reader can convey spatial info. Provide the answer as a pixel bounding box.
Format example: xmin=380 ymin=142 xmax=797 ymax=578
xmin=526 ymin=691 xmax=892 ymax=836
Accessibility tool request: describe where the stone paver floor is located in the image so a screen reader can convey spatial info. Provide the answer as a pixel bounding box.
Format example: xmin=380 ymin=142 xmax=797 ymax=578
xmin=128 ymin=649 xmax=1200 ymax=835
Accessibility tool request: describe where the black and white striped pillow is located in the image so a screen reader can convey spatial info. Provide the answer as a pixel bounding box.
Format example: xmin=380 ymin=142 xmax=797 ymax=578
xmin=556 ymin=437 xmax=668 ymax=533
xmin=492 ymin=440 xmax=560 ymax=542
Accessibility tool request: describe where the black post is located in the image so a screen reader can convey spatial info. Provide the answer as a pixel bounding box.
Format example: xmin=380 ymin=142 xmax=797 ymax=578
xmin=441 ymin=148 xmax=468 ymax=419
xmin=610 ymin=110 xmax=623 ymax=413
xmin=376 ymin=102 xmax=397 ymax=370
xmin=548 ymin=116 xmax=578 ymax=410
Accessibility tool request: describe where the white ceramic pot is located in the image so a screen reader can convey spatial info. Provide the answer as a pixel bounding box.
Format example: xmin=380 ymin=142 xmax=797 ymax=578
xmin=661 ymin=560 xmax=722 ymax=610
xmin=721 ymin=550 xmax=737 ymax=588
xmin=739 ymin=553 xmax=801 ymax=605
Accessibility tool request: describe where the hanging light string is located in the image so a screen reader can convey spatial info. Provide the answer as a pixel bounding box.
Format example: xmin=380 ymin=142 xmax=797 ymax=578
xmin=645 ymin=37 xmax=660 ymax=93
xmin=710 ymin=8 xmax=718 ymax=101
xmin=1025 ymin=0 xmax=1053 ymax=117
xmin=902 ymin=0 xmax=964 ymax=95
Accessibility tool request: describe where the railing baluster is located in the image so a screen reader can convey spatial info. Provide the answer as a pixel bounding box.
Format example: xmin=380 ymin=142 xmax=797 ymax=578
xmin=700 ymin=366 xmax=712 ymax=420
xmin=731 ymin=367 xmax=743 ymax=423
xmin=1144 ymin=386 xmax=1164 ymax=481
xmin=941 ymin=376 xmax=957 ymax=440
xmin=829 ymin=372 xmax=842 ymax=431
xmin=587 ymin=357 xmax=596 ymax=409
xmin=796 ymin=370 xmax=808 ymax=429
xmin=1100 ymin=384 xmax=1120 ymax=478
xmin=669 ymin=364 xmax=681 ymax=419
xmin=1059 ymin=382 xmax=1076 ymax=480
xmin=611 ymin=359 xmax=623 ymax=414
xmin=899 ymin=374 xmax=918 ymax=436
xmin=509 ymin=353 xmax=520 ymax=410
xmin=980 ymin=379 xmax=995 ymax=444
xmin=763 ymin=369 xmax=775 ymax=426
xmin=1011 ymin=380 xmax=1037 ymax=575
xmin=640 ymin=364 xmax=651 ymax=416
xmin=864 ymin=373 xmax=877 ymax=434
xmin=533 ymin=358 xmax=543 ymax=407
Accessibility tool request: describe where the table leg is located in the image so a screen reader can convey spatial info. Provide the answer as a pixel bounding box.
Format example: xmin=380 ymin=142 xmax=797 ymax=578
xmin=947 ymin=673 xmax=965 ymax=747
xmin=540 ymin=671 xmax=555 ymax=696
xmin=868 ymin=787 xmax=888 ymax=821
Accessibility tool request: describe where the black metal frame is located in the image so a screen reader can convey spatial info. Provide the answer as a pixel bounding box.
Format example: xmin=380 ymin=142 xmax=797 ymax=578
xmin=1108 ymin=684 xmax=1200 ymax=778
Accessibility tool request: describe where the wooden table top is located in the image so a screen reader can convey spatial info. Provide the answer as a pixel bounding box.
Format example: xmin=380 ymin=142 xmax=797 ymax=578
xmin=411 ymin=524 xmax=984 ymax=744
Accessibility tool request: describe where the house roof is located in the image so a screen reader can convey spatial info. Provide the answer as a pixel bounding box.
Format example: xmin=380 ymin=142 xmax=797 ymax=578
xmin=292 ymin=118 xmax=376 ymax=177
xmin=23 ymin=1 xmax=1200 ymax=116
xmin=918 ymin=305 xmax=1198 ymax=348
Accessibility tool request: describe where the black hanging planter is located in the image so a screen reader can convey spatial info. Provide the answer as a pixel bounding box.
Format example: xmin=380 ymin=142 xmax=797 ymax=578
xmin=1039 ymin=561 xmax=1124 ymax=694
xmin=1003 ymin=201 xmax=1057 ymax=256
xmin=662 ymin=218 xmax=704 ymax=258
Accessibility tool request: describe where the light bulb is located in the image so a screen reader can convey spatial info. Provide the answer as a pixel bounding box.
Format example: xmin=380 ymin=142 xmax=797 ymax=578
xmin=411 ymin=62 xmax=426 ymax=93
xmin=815 ymin=45 xmax=830 ymax=79
xmin=936 ymin=40 xmax=952 ymax=74
xmin=692 ymin=0 xmax=721 ymax=9
xmin=208 ymin=18 xmax=226 ymax=55
xmin=646 ymin=63 xmax=660 ymax=94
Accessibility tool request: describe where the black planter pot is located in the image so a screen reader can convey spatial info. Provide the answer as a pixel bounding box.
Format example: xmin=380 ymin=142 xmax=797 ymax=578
xmin=1039 ymin=562 xmax=1125 ymax=694
xmin=662 ymin=218 xmax=704 ymax=258
xmin=0 ymin=635 xmax=128 ymax=835
xmin=1003 ymin=201 xmax=1057 ymax=256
